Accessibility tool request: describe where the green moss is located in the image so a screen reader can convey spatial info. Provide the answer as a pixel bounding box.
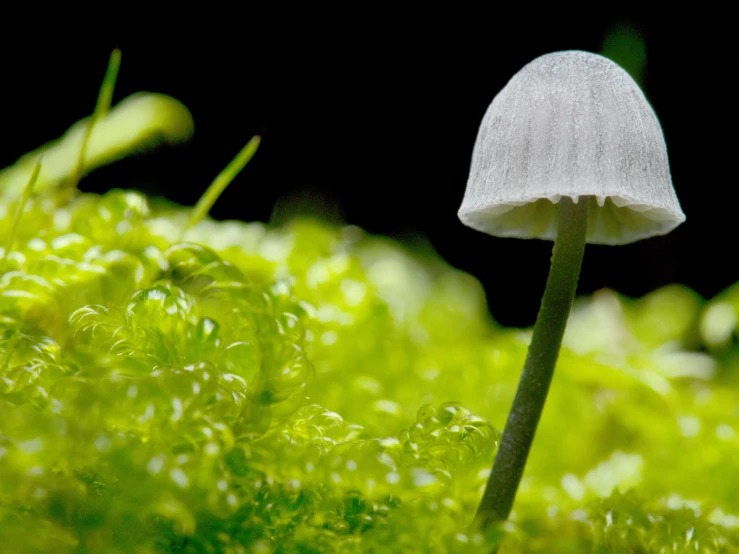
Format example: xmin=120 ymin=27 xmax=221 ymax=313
xmin=1 ymin=187 xmax=738 ymax=552
xmin=1 ymin=88 xmax=738 ymax=552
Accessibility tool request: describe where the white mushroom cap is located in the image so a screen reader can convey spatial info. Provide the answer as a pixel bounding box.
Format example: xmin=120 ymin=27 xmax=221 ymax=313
xmin=458 ymin=50 xmax=685 ymax=245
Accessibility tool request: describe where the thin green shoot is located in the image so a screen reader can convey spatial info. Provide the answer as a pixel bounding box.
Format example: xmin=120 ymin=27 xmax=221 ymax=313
xmin=186 ymin=135 xmax=262 ymax=230
xmin=67 ymin=49 xmax=122 ymax=191
xmin=0 ymin=158 xmax=42 ymax=273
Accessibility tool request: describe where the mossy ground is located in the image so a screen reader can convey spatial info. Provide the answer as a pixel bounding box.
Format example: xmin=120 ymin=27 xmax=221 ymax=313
xmin=1 ymin=186 xmax=738 ymax=552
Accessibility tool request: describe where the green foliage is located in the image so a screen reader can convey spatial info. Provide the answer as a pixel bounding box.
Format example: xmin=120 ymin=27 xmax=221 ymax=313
xmin=0 ymin=50 xmax=737 ymax=549
xmin=600 ymin=22 xmax=647 ymax=86
xmin=1 ymin=186 xmax=738 ymax=553
xmin=0 ymin=93 xmax=193 ymax=198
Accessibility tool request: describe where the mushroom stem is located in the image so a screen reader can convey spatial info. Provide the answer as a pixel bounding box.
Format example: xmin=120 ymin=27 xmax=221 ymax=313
xmin=476 ymin=195 xmax=589 ymax=533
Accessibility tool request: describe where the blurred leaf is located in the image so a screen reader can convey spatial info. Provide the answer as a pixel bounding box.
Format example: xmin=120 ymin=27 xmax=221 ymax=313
xmin=0 ymin=93 xmax=194 ymax=199
xmin=601 ymin=22 xmax=647 ymax=86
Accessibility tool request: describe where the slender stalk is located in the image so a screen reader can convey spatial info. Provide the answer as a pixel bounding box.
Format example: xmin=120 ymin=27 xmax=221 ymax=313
xmin=186 ymin=135 xmax=262 ymax=230
xmin=0 ymin=159 xmax=42 ymax=274
xmin=475 ymin=196 xmax=589 ymax=533
xmin=68 ymin=49 xmax=122 ymax=191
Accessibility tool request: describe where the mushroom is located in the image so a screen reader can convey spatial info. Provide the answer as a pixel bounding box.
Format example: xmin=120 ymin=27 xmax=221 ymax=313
xmin=458 ymin=51 xmax=685 ymax=531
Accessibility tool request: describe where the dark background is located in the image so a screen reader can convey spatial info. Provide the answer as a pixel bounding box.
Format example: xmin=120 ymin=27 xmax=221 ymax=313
xmin=1 ymin=16 xmax=731 ymax=327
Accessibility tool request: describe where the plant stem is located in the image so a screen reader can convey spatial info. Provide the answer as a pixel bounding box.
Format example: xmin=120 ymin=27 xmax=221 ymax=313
xmin=475 ymin=195 xmax=589 ymax=533
xmin=68 ymin=49 xmax=122 ymax=192
xmin=0 ymin=159 xmax=42 ymax=274
xmin=186 ymin=135 xmax=262 ymax=231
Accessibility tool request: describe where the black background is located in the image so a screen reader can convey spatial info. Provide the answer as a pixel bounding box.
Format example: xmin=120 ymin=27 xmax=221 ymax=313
xmin=1 ymin=15 xmax=731 ymax=327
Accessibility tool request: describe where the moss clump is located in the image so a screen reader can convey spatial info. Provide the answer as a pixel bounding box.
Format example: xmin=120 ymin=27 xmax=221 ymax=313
xmin=0 ymin=186 xmax=738 ymax=553
xmin=1 ymin=74 xmax=738 ymax=551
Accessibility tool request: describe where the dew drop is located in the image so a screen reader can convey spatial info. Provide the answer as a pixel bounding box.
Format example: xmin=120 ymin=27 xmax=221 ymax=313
xmin=170 ymin=468 xmax=190 ymax=488
xmin=95 ymin=435 xmax=111 ymax=452
xmin=18 ymin=438 xmax=43 ymax=454
xmin=171 ymin=397 xmax=183 ymax=422
xmin=147 ymin=456 xmax=165 ymax=475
